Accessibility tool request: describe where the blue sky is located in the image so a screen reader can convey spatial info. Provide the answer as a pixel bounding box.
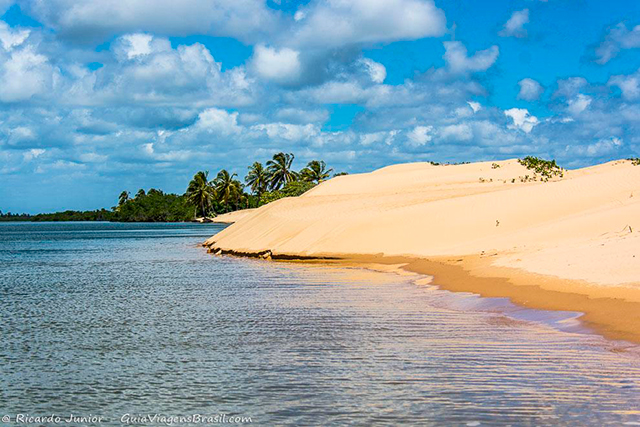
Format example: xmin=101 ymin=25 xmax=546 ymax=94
xmin=1 ymin=0 xmax=640 ymax=213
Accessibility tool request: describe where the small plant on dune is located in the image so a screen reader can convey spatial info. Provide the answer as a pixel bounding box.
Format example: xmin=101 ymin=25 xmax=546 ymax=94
xmin=518 ymin=156 xmax=564 ymax=180
xmin=628 ymin=158 xmax=640 ymax=166
xmin=491 ymin=163 xmax=500 ymax=169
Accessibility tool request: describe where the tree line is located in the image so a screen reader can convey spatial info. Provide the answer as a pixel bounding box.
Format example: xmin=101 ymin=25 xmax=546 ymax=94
xmin=115 ymin=152 xmax=343 ymax=220
xmin=2 ymin=152 xmax=341 ymax=222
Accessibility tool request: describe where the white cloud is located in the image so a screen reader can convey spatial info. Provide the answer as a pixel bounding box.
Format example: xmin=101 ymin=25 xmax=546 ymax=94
xmin=517 ymin=78 xmax=543 ymax=101
xmin=251 ymin=122 xmax=319 ymax=142
xmin=195 ymin=108 xmax=242 ymax=135
xmin=595 ymin=22 xmax=640 ymax=64
xmin=118 ymin=33 xmax=156 ymax=59
xmin=567 ymin=94 xmax=591 ymax=116
xmin=504 ymin=108 xmax=539 ymax=133
xmin=0 ymin=46 xmax=58 ymax=102
xmin=359 ymin=58 xmax=386 ymax=84
xmin=359 ymin=130 xmax=398 ymax=146
xmin=291 ymin=0 xmax=446 ymax=48
xmin=251 ymin=45 xmax=301 ymax=84
xmin=499 ymin=9 xmax=529 ymax=38
xmin=443 ymin=41 xmax=499 ymax=74
xmin=0 ymin=21 xmax=30 ymax=51
xmin=440 ymin=123 xmax=473 ymax=141
xmin=23 ymin=148 xmax=45 ymax=161
xmin=407 ymin=125 xmax=433 ymax=146
xmin=274 ymin=108 xmax=329 ymax=124
xmin=609 ymin=70 xmax=640 ymax=100
xmin=22 ymin=0 xmax=279 ymax=44
xmin=569 ymin=137 xmax=623 ymax=157
xmin=467 ymin=101 xmax=482 ymax=113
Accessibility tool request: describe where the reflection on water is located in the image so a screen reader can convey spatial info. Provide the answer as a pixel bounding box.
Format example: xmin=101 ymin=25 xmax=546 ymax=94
xmin=1 ymin=222 xmax=639 ymax=426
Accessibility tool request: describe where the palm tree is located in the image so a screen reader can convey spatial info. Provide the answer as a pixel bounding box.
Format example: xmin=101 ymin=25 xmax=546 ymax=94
xmin=118 ymin=191 xmax=130 ymax=206
xmin=300 ymin=160 xmax=333 ymax=184
xmin=213 ymin=169 xmax=244 ymax=210
xmin=267 ymin=152 xmax=297 ymax=190
xmin=186 ymin=171 xmax=215 ymax=218
xmin=245 ymin=162 xmax=269 ymax=197
xmin=135 ymin=189 xmax=146 ymax=199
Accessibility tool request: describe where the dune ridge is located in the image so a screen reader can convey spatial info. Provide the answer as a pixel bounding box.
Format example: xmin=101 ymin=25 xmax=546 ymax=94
xmin=204 ymin=159 xmax=640 ymax=342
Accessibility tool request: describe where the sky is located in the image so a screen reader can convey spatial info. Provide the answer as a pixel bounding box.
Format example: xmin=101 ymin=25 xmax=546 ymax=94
xmin=1 ymin=0 xmax=640 ymax=213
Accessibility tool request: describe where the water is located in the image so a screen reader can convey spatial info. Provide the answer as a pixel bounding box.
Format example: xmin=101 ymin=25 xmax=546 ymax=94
xmin=1 ymin=222 xmax=639 ymax=426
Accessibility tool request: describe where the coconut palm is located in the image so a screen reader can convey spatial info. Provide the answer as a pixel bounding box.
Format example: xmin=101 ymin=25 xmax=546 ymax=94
xmin=118 ymin=191 xmax=130 ymax=206
xmin=300 ymin=160 xmax=333 ymax=184
xmin=186 ymin=171 xmax=215 ymax=218
xmin=213 ymin=169 xmax=244 ymax=209
xmin=266 ymin=152 xmax=297 ymax=190
xmin=245 ymin=162 xmax=269 ymax=197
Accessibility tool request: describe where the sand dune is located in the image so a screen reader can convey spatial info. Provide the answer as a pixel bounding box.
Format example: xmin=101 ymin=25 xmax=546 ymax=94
xmin=205 ymin=159 xmax=640 ymax=341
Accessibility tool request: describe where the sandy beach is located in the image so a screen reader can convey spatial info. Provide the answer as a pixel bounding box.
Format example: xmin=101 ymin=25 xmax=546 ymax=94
xmin=204 ymin=159 xmax=640 ymax=343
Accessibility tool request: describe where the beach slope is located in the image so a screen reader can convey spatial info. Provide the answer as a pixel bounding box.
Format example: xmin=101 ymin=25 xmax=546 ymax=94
xmin=204 ymin=159 xmax=640 ymax=342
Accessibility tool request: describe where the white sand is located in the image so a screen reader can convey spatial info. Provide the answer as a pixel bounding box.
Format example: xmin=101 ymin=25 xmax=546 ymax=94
xmin=206 ymin=159 xmax=639 ymax=288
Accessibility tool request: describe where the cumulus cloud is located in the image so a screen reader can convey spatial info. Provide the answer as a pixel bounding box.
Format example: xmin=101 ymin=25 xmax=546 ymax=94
xmin=359 ymin=58 xmax=387 ymax=84
xmin=609 ymin=70 xmax=640 ymax=100
xmin=517 ymin=78 xmax=543 ymax=101
xmin=0 ymin=46 xmax=59 ymax=102
xmin=290 ymin=0 xmax=446 ymax=48
xmin=251 ymin=122 xmax=319 ymax=142
xmin=566 ymin=94 xmax=591 ymax=116
xmin=499 ymin=9 xmax=529 ymax=38
xmin=0 ymin=21 xmax=30 ymax=51
xmin=440 ymin=123 xmax=473 ymax=141
xmin=467 ymin=101 xmax=482 ymax=113
xmin=195 ymin=108 xmax=242 ymax=135
xmin=250 ymin=45 xmax=301 ymax=84
xmin=594 ymin=22 xmax=640 ymax=64
xmin=407 ymin=125 xmax=433 ymax=146
xmin=568 ymin=137 xmax=623 ymax=157
xmin=443 ymin=41 xmax=499 ymax=74
xmin=504 ymin=108 xmax=539 ymax=133
xmin=22 ymin=0 xmax=280 ymax=44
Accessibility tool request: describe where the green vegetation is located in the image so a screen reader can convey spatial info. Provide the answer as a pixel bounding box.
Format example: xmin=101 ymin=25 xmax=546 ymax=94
xmin=628 ymin=158 xmax=640 ymax=166
xmin=0 ymin=209 xmax=114 ymax=222
xmin=518 ymin=156 xmax=564 ymax=180
xmin=3 ymin=152 xmax=344 ymax=222
xmin=113 ymin=189 xmax=193 ymax=222
xmin=259 ymin=181 xmax=317 ymax=205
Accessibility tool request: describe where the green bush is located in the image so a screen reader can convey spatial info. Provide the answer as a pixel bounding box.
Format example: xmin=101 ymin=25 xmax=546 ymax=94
xmin=518 ymin=156 xmax=564 ymax=179
xmin=628 ymin=158 xmax=640 ymax=166
xmin=259 ymin=181 xmax=316 ymax=206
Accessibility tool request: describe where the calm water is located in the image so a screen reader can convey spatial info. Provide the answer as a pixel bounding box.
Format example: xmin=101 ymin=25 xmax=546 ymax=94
xmin=1 ymin=222 xmax=639 ymax=426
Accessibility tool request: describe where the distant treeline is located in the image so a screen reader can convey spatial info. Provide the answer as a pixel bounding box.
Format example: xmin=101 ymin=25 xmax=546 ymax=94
xmin=2 ymin=152 xmax=346 ymax=222
xmin=0 ymin=209 xmax=114 ymax=222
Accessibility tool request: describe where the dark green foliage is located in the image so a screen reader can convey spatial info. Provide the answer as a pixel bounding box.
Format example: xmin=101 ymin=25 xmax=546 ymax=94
xmin=300 ymin=160 xmax=333 ymax=184
xmin=0 ymin=209 xmax=114 ymax=221
xmin=266 ymin=152 xmax=297 ymax=190
xmin=259 ymin=181 xmax=316 ymax=206
xmin=113 ymin=190 xmax=194 ymax=222
xmin=5 ymin=152 xmax=334 ymax=222
xmin=628 ymin=158 xmax=640 ymax=166
xmin=518 ymin=156 xmax=564 ymax=179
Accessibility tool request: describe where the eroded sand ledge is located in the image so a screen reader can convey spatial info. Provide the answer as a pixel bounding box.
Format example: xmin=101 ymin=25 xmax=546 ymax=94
xmin=204 ymin=159 xmax=640 ymax=343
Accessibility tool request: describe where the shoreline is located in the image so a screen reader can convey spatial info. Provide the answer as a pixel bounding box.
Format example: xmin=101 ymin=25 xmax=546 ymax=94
xmin=203 ymin=158 xmax=640 ymax=345
xmin=204 ymin=246 xmax=640 ymax=345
